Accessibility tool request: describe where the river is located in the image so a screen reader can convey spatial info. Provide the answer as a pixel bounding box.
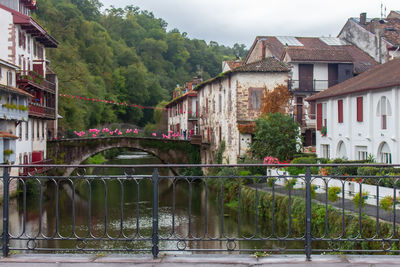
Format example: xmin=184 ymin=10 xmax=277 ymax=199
xmin=4 ymin=149 xmax=302 ymax=254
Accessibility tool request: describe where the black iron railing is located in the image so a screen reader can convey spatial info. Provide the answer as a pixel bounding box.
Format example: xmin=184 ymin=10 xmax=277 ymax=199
xmin=1 ymin=164 xmax=400 ymax=259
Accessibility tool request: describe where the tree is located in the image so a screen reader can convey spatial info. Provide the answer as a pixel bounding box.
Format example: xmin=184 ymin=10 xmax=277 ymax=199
xmin=251 ymin=113 xmax=301 ymax=161
xmin=261 ymin=84 xmax=291 ymax=115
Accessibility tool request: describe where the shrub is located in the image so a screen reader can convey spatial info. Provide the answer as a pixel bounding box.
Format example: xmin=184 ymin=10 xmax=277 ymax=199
xmin=285 ymin=178 xmax=297 ymax=190
xmin=353 ymin=191 xmax=368 ymax=208
xmin=287 ymin=157 xmax=318 ymax=175
xmin=311 ymin=184 xmax=317 ymax=199
xmin=267 ymin=177 xmax=276 ymax=187
xmin=380 ymin=196 xmax=394 ymax=211
xmin=357 ymin=167 xmax=380 ymax=176
xmin=328 ymin=186 xmax=341 ymax=202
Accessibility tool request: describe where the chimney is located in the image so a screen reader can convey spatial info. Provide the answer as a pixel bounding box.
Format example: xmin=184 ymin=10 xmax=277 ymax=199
xmin=360 ymin=12 xmax=367 ymax=25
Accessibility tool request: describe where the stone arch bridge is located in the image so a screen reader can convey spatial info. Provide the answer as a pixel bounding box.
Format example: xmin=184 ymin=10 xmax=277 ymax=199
xmin=47 ymin=137 xmax=200 ymax=176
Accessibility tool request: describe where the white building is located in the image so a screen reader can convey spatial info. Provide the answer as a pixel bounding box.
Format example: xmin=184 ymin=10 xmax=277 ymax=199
xmin=306 ymin=58 xmax=400 ymax=163
xmin=244 ymin=36 xmax=377 ymax=147
xmin=0 ymin=59 xmax=31 ymax=170
xmin=0 ymin=0 xmax=59 ymax=173
xmin=194 ymin=57 xmax=289 ymax=164
xmin=166 ymin=78 xmax=201 ymax=140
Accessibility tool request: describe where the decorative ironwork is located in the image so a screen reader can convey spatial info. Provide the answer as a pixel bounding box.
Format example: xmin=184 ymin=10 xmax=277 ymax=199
xmin=0 ymin=163 xmax=399 ymax=259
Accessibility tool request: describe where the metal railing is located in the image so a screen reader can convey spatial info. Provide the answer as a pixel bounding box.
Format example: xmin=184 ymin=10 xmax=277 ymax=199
xmin=1 ymin=164 xmax=400 ymax=259
xmin=289 ymin=79 xmax=339 ymax=92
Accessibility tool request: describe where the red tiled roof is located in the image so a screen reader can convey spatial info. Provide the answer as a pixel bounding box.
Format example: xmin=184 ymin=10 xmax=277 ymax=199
xmin=0 ymin=84 xmax=33 ymax=98
xmin=360 ymin=18 xmax=400 ymax=46
xmin=225 ymin=60 xmax=243 ymax=70
xmin=165 ymin=91 xmax=197 ymax=107
xmin=233 ymin=57 xmax=289 ymax=72
xmin=0 ymin=131 xmax=18 ymax=140
xmin=285 ymin=48 xmax=353 ymax=62
xmin=245 ymin=36 xmax=377 ymax=74
xmin=306 ymin=58 xmax=400 ymax=101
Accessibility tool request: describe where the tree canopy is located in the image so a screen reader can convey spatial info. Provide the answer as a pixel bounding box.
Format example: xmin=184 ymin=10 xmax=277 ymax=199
xmin=251 ymin=113 xmax=302 ymax=161
xmin=34 ymin=0 xmax=247 ymax=131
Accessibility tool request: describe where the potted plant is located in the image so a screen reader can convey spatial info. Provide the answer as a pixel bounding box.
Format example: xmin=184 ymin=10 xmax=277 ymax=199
xmin=321 ymin=126 xmax=327 ymax=137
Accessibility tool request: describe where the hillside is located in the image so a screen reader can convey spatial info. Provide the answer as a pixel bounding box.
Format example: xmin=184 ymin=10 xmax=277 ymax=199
xmin=34 ymin=0 xmax=247 ymax=132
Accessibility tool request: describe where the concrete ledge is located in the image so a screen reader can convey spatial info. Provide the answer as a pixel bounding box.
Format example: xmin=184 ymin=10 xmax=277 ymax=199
xmin=0 ymin=254 xmax=399 ymax=266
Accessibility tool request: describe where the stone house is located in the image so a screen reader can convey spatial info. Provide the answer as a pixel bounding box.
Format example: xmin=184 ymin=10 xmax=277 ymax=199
xmin=194 ymin=57 xmax=289 ymax=164
xmin=338 ymin=11 xmax=400 ymax=64
xmin=306 ymin=58 xmax=400 ymax=163
xmin=244 ymin=36 xmax=377 ymax=147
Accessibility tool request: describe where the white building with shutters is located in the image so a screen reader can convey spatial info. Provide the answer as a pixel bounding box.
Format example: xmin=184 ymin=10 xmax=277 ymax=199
xmin=306 ymin=58 xmax=400 ymax=163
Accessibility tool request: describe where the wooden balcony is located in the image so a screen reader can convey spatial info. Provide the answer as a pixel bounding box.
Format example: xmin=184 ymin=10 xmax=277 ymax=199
xmin=17 ymin=71 xmax=56 ymax=94
xmin=29 ymin=102 xmax=56 ymax=120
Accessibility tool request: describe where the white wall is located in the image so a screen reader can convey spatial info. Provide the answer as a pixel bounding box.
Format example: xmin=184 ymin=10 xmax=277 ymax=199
xmin=0 ymin=8 xmax=12 ymax=62
xmin=316 ymin=86 xmax=400 ymax=163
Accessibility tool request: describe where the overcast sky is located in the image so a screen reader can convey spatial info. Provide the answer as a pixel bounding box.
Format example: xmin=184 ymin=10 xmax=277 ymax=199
xmin=100 ymin=0 xmax=399 ymax=48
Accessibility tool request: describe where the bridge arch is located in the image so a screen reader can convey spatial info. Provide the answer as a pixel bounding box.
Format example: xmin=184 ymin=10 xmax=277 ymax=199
xmin=47 ymin=137 xmax=200 ymax=176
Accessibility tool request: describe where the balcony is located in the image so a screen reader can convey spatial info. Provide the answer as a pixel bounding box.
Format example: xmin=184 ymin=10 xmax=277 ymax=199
xmin=17 ymin=71 xmax=56 ymax=94
xmin=29 ymin=102 xmax=56 ymax=120
xmin=288 ymin=79 xmax=338 ymax=93
xmin=188 ymin=111 xmax=198 ymax=120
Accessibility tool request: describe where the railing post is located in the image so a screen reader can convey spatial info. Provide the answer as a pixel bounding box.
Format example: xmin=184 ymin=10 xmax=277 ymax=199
xmin=2 ymin=167 xmax=9 ymax=257
xmin=305 ymin=166 xmax=312 ymax=261
xmin=151 ymin=168 xmax=159 ymax=258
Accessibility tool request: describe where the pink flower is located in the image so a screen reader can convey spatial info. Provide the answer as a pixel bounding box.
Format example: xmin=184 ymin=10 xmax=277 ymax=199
xmin=110 ymin=132 xmax=114 ymax=135
xmin=134 ymin=129 xmax=138 ymax=134
xmin=118 ymin=131 xmax=122 ymax=135
xmin=92 ymin=134 xmax=96 ymax=138
xmin=152 ymin=133 xmax=157 ymax=137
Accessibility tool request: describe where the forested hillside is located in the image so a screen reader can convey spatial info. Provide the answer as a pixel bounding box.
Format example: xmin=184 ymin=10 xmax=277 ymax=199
xmin=33 ymin=0 xmax=247 ymax=132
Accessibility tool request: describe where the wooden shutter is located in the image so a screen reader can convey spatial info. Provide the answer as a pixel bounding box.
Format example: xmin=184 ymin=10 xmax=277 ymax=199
xmin=338 ymin=100 xmax=343 ymax=123
xmin=317 ymin=103 xmax=323 ymax=131
xmin=357 ymin=97 xmax=363 ymax=122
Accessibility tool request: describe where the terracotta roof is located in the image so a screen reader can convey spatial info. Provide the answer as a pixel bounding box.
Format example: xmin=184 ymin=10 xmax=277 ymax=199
xmin=306 ymin=58 xmax=400 ymax=101
xmin=0 ymin=131 xmax=18 ymax=140
xmin=356 ymin=17 xmax=400 ymax=46
xmin=245 ymin=36 xmax=377 ymax=74
xmin=0 ymin=84 xmax=33 ymax=98
xmin=233 ymin=57 xmax=289 ymax=72
xmin=194 ymin=57 xmax=289 ymax=92
xmin=285 ymin=48 xmax=353 ymax=62
xmin=165 ymin=90 xmax=197 ymax=107
xmin=225 ymin=60 xmax=243 ymax=70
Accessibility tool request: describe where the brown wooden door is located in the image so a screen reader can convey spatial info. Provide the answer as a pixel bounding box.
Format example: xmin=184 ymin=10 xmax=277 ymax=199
xmin=299 ymin=64 xmax=313 ymax=91
xmin=328 ymin=64 xmax=338 ymax=87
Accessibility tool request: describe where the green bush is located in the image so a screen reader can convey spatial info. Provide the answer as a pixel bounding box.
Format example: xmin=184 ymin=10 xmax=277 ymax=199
xmin=357 ymin=167 xmax=380 ymax=176
xmin=267 ymin=177 xmax=276 ymax=187
xmin=287 ymin=157 xmax=318 ymax=175
xmin=237 ymin=156 xmax=266 ymax=176
xmin=353 ymin=191 xmax=368 ymax=208
xmin=379 ymin=196 xmax=394 ymax=211
xmin=328 ymin=186 xmax=341 ymax=202
xmin=285 ymin=178 xmax=297 ymax=190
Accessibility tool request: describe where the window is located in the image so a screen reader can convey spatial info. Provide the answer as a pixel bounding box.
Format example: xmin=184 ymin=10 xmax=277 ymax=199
xmin=7 ymin=72 xmax=12 ymax=86
xmin=42 ymin=121 xmax=45 ymax=139
xmin=18 ymin=124 xmax=22 ymax=140
xmin=377 ymin=96 xmax=392 ymax=129
xmin=356 ymin=97 xmax=363 ymax=122
xmin=356 ymin=146 xmax=368 ymax=160
xmin=338 ymin=99 xmax=343 ymax=123
xmin=249 ymin=88 xmax=262 ymax=110
xmin=322 ymin=103 xmax=327 ymax=126
xmin=31 ymin=120 xmax=34 ymax=140
xmin=218 ymin=94 xmax=222 ymax=113
xmin=378 ymin=142 xmax=392 ymax=163
xmin=37 ymin=120 xmax=40 ymax=139
xmin=25 ymin=121 xmax=28 ymax=140
xmin=0 ymin=67 xmax=2 ymax=79
xmin=321 ymin=144 xmax=330 ymax=159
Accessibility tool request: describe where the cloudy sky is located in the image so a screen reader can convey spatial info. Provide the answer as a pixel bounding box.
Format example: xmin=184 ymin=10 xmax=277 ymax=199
xmin=100 ymin=0 xmax=399 ymax=48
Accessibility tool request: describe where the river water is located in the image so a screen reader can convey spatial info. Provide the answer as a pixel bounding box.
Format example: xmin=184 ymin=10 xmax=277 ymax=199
xmin=4 ymin=150 xmax=303 ymax=254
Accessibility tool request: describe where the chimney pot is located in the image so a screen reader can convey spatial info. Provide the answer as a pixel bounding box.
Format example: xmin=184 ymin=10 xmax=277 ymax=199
xmin=360 ymin=12 xmax=367 ymax=25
